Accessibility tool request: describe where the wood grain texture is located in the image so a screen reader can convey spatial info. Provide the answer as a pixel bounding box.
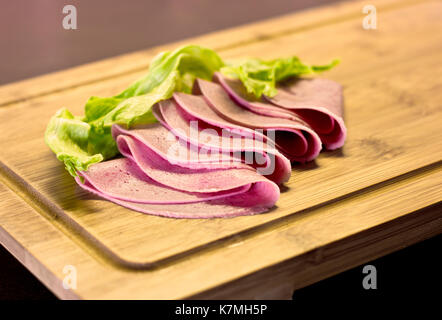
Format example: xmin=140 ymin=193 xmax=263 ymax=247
xmin=0 ymin=0 xmax=441 ymax=299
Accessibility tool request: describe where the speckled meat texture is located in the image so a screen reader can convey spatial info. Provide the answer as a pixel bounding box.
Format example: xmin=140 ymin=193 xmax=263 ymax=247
xmin=76 ymin=74 xmax=346 ymax=219
xmin=76 ymin=166 xmax=279 ymax=218
xmin=76 ymin=122 xmax=280 ymax=218
xmin=76 ymin=155 xmax=280 ymax=218
xmin=155 ymin=97 xmax=291 ymax=184
xmin=213 ymin=72 xmax=346 ymax=150
xmin=195 ymin=78 xmax=322 ymax=162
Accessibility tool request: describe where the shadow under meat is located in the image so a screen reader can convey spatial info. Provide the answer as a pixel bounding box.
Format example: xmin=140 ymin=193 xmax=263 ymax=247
xmin=42 ymin=160 xmax=99 ymax=212
xmin=320 ymin=148 xmax=345 ymax=158
xmin=291 ymin=160 xmax=319 ymax=171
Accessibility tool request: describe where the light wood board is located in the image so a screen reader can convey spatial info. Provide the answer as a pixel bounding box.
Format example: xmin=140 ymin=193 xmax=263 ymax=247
xmin=0 ymin=0 xmax=441 ymax=299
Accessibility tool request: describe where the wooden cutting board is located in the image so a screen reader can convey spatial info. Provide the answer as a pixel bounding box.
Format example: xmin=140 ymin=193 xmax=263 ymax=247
xmin=0 ymin=0 xmax=441 ymax=299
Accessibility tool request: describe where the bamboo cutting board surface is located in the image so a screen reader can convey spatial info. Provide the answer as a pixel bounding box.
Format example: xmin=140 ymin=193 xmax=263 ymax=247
xmin=0 ymin=0 xmax=441 ymax=299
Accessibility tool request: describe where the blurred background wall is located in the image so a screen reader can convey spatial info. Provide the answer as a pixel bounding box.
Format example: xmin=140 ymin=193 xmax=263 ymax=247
xmin=0 ymin=0 xmax=342 ymax=85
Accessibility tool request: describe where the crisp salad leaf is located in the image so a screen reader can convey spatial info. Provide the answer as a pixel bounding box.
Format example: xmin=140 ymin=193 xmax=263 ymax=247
xmin=45 ymin=45 xmax=337 ymax=176
xmin=221 ymin=56 xmax=339 ymax=98
xmin=44 ymin=108 xmax=104 ymax=177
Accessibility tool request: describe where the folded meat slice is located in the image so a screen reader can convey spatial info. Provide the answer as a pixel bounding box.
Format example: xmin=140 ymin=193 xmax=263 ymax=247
xmin=213 ymin=72 xmax=346 ymax=150
xmin=77 ymin=158 xmax=248 ymax=203
xmin=266 ymin=78 xmax=346 ymax=149
xmin=113 ymin=123 xmax=246 ymax=171
xmin=154 ymin=97 xmax=291 ymax=184
xmin=214 ymin=72 xmax=298 ymax=120
xmin=194 ymin=78 xmax=322 ymax=162
xmin=113 ymin=123 xmax=258 ymax=192
xmin=76 ymin=156 xmax=280 ymax=218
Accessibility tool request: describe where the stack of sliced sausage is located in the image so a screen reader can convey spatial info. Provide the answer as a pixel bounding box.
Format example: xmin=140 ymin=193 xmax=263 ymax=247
xmin=76 ymin=73 xmax=346 ymax=218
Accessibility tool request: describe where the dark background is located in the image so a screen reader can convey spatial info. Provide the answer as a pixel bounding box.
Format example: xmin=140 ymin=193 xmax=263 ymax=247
xmin=0 ymin=0 xmax=440 ymax=300
xmin=0 ymin=0 xmax=339 ymax=85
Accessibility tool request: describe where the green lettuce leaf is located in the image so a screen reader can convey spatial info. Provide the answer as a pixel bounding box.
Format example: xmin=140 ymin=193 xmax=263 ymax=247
xmin=221 ymin=57 xmax=339 ymax=98
xmin=44 ymin=108 xmax=104 ymax=177
xmin=45 ymin=45 xmax=224 ymax=176
xmin=83 ymin=45 xmax=224 ymax=124
xmin=45 ymin=45 xmax=337 ymax=177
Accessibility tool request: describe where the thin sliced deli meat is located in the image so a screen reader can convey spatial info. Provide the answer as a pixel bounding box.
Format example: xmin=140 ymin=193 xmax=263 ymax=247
xmin=113 ymin=123 xmax=254 ymax=192
xmin=115 ymin=124 xmax=278 ymax=194
xmin=77 ymin=158 xmax=248 ymax=203
xmin=76 ymin=158 xmax=280 ymax=218
xmin=214 ymin=72 xmax=298 ymax=120
xmin=74 ymin=73 xmax=344 ymax=219
xmin=266 ymin=78 xmax=346 ymax=149
xmin=113 ymin=123 xmax=246 ymax=171
xmin=73 ymin=122 xmax=281 ymax=218
xmin=213 ymin=72 xmax=346 ymax=150
xmin=194 ymin=78 xmax=322 ymax=162
xmin=155 ymin=97 xmax=291 ymax=184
